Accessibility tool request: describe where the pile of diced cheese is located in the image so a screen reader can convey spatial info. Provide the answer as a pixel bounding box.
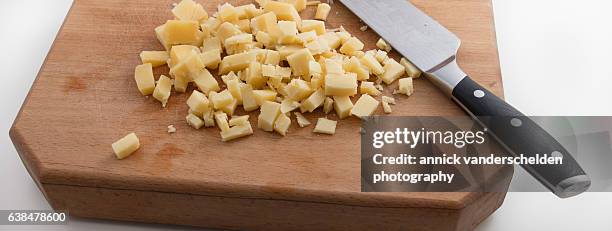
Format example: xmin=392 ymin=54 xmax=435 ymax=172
xmin=134 ymin=0 xmax=422 ymax=142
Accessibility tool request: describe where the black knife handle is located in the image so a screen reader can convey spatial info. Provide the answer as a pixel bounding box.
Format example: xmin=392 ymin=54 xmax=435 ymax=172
xmin=452 ymin=76 xmax=590 ymax=198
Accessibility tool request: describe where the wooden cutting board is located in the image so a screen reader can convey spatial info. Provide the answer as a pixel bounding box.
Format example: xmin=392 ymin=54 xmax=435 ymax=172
xmin=10 ymin=0 xmax=510 ymax=230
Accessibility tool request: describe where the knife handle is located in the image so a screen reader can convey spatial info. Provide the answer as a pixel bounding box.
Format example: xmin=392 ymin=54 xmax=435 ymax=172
xmin=451 ymin=76 xmax=590 ymax=198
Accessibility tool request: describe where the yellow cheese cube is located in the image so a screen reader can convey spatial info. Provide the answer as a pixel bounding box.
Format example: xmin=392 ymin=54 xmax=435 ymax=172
xmin=343 ymin=56 xmax=370 ymax=81
xmin=382 ymin=101 xmax=392 ymax=114
xmin=174 ymin=74 xmax=191 ymax=93
xmin=220 ymin=98 xmax=239 ymax=115
xmin=192 ymin=69 xmax=220 ymax=93
xmin=299 ymin=20 xmax=325 ymax=35
xmin=169 ymin=51 xmax=205 ymax=78
xmin=201 ymin=17 xmax=221 ymax=36
xmin=301 ymin=88 xmax=325 ymax=112
xmin=339 ymin=37 xmax=364 ymax=55
xmin=253 ymin=89 xmax=277 ymax=105
xmin=264 ymin=50 xmax=281 ymax=65
xmin=186 ymin=90 xmax=210 ymax=114
xmin=263 ymin=1 xmax=301 ymax=26
xmin=172 ymin=0 xmax=208 ymax=22
xmin=155 ymin=24 xmax=171 ymax=50
xmin=221 ymin=122 xmax=254 ymax=141
xmin=360 ymin=53 xmax=384 ymax=76
xmin=315 ymin=3 xmax=331 ymax=21
xmin=153 ymin=75 xmax=172 ymax=107
xmin=236 ymin=19 xmax=252 ymax=33
xmin=280 ymin=0 xmax=307 ymax=12
xmin=397 ymin=77 xmax=414 ymax=96
xmin=203 ymin=109 xmax=215 ymax=127
xmin=186 ymin=113 xmax=205 ymax=129
xmin=336 ymin=31 xmax=351 ymax=44
xmin=217 ymin=22 xmax=243 ymax=45
xmin=235 ymin=4 xmax=258 ymax=19
xmin=323 ymin=97 xmax=334 ymax=114
xmin=313 ymin=118 xmax=337 ymax=135
xmin=219 ymin=52 xmax=258 ymax=74
xmin=321 ymin=32 xmax=342 ymax=50
xmin=376 ymin=38 xmax=392 ymax=52
xmin=200 ymin=48 xmax=221 ymax=70
xmin=226 ymin=78 xmax=243 ymax=104
xmin=273 ymin=112 xmax=291 ymax=136
xmin=310 ymin=75 xmax=323 ymax=90
xmin=163 ymin=20 xmax=201 ymax=45
xmin=280 ymin=98 xmax=301 ymax=113
xmin=229 ymin=115 xmax=250 ymax=126
xmin=245 ymin=62 xmax=268 ymax=89
xmin=360 ymin=81 xmax=382 ymax=96
xmin=217 ymin=3 xmax=239 ymax=23
xmin=277 ymin=45 xmax=303 ymax=60
xmin=400 ymin=57 xmax=422 ymax=78
xmin=305 ymin=38 xmax=330 ymax=55
xmin=375 ymin=50 xmax=389 ymax=63
xmin=261 ymin=64 xmax=277 ymax=78
xmin=224 ymin=33 xmax=253 ymax=48
xmin=240 ymin=83 xmax=259 ymax=111
xmin=139 ymin=51 xmax=169 ymax=67
xmin=210 ymin=90 xmax=235 ymax=109
xmin=294 ymin=112 xmax=311 ymax=127
xmin=214 ymin=111 xmax=230 ymax=131
xmin=325 ymin=59 xmax=344 ymax=75
xmin=221 ymin=71 xmax=238 ymax=84
xmin=297 ymin=31 xmax=317 ymax=44
xmin=331 ymin=96 xmax=353 ymax=119
xmin=382 ymin=95 xmax=396 ymax=105
xmin=258 ymin=101 xmax=281 ymax=132
xmin=170 ymin=45 xmax=198 ymax=65
xmin=325 ymin=73 xmax=357 ymax=96
xmin=381 ymin=58 xmax=406 ymax=84
xmin=111 ymin=133 xmax=140 ymax=159
xmin=286 ymin=79 xmax=313 ymax=101
xmin=251 ymin=12 xmax=281 ymax=42
xmin=255 ymin=31 xmax=275 ymax=48
xmin=202 ymin=37 xmax=222 ymax=53
xmin=278 ymin=21 xmax=299 ymax=44
xmin=287 ymin=48 xmax=315 ymax=77
xmin=134 ymin=63 xmax=155 ymax=95
xmin=351 ymin=94 xmax=380 ymax=118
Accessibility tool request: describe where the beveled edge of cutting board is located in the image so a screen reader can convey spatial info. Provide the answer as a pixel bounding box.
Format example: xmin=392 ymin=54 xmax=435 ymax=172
xmin=8 ymin=0 xmax=507 ymax=211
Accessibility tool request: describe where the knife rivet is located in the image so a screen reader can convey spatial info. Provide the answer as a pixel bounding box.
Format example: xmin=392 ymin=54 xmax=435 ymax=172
xmin=473 ymin=90 xmax=485 ymax=98
xmin=510 ymin=118 xmax=522 ymax=127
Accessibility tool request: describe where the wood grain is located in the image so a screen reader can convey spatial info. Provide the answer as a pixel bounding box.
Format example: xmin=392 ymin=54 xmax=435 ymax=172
xmin=10 ymin=0 xmax=507 ymax=230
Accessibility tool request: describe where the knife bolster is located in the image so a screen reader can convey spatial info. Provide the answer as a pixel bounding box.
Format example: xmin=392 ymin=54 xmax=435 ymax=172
xmin=426 ymin=57 xmax=467 ymax=96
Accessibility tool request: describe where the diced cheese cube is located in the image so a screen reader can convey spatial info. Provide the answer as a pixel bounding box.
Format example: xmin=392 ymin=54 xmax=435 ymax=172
xmin=321 ymin=32 xmax=342 ymax=50
xmin=376 ymin=38 xmax=392 ymax=52
xmin=325 ymin=59 xmax=344 ymax=74
xmin=134 ymin=63 xmax=155 ymax=95
xmin=229 ymin=115 xmax=250 ymax=126
xmin=201 ymin=17 xmax=221 ymax=37
xmin=219 ymin=51 xmax=258 ymax=74
xmin=235 ymin=4 xmax=258 ymax=19
xmin=382 ymin=101 xmax=392 ymax=114
xmin=343 ymin=56 xmax=369 ymax=81
xmin=186 ymin=90 xmax=210 ymax=114
xmin=277 ymin=45 xmax=303 ymax=60
xmin=263 ymin=1 xmax=301 ymax=26
xmin=381 ymin=58 xmax=406 ymax=84
xmin=299 ymin=20 xmax=325 ymax=35
xmin=375 ymin=50 xmax=389 ymax=63
xmin=200 ymin=48 xmax=221 ymax=69
xmin=253 ymin=89 xmax=277 ymax=105
xmin=186 ymin=113 xmax=205 ymax=129
xmin=251 ymin=12 xmax=281 ymax=42
xmin=240 ymin=83 xmax=259 ymax=111
xmin=217 ymin=3 xmax=239 ymax=23
xmin=273 ymin=112 xmax=291 ymax=136
xmin=400 ymin=57 xmax=422 ymax=78
xmin=332 ymin=96 xmax=353 ymax=119
xmin=360 ymin=81 xmax=382 ymax=96
xmin=397 ymin=77 xmax=414 ymax=96
xmin=280 ymin=0 xmax=307 ymax=12
xmin=224 ymin=33 xmax=253 ymax=48
xmin=351 ymin=94 xmax=380 ymax=119
xmin=360 ymin=53 xmax=384 ymax=75
xmin=297 ymin=31 xmax=318 ymax=44
xmin=258 ymin=101 xmax=281 ymax=131
xmin=313 ymin=118 xmax=337 ymax=135
xmin=278 ymin=21 xmax=299 ymax=44
xmin=210 ymin=90 xmax=235 ymax=109
xmin=255 ymin=31 xmax=274 ymax=48
xmin=221 ymin=122 xmax=254 ymax=141
xmin=301 ymin=88 xmax=325 ymax=112
xmin=245 ymin=62 xmax=267 ymax=89
xmin=203 ymin=109 xmax=215 ymax=127
xmin=286 ymin=79 xmax=313 ymax=101
xmin=169 ymin=50 xmax=204 ymax=78
xmin=214 ymin=111 xmax=230 ymax=131
xmin=315 ymin=3 xmax=331 ymax=21
xmin=163 ymin=20 xmax=201 ymax=45
xmin=339 ymin=37 xmax=364 ymax=55
xmin=217 ymin=22 xmax=243 ymax=45
xmin=153 ymin=75 xmax=172 ymax=107
xmin=155 ymin=24 xmax=171 ymax=50
xmin=323 ymin=97 xmax=334 ymax=114
xmin=307 ymin=61 xmax=322 ymax=81
xmin=226 ymin=78 xmax=243 ymax=103
xmin=202 ymin=37 xmax=222 ymax=53
xmin=220 ymin=98 xmax=239 ymax=115
xmin=140 ymin=51 xmax=169 ymax=67
xmin=336 ymin=31 xmax=351 ymax=43
xmin=264 ymin=50 xmax=281 ymax=65
xmin=111 ymin=133 xmax=140 ymax=159
xmin=325 ymin=73 xmax=357 ymax=96
xmin=281 ymin=98 xmax=301 ymax=113
xmin=174 ymin=74 xmax=190 ymax=93
xmin=304 ymin=38 xmax=330 ymax=55
xmin=382 ymin=95 xmax=396 ymax=105
xmin=286 ymin=48 xmax=315 ymax=77
xmin=294 ymin=112 xmax=311 ymax=127
xmin=172 ymin=0 xmax=208 ymax=22
xmin=310 ymin=75 xmax=323 ymax=90
xmin=192 ymin=69 xmax=220 ymax=93
xmin=236 ymin=19 xmax=252 ymax=33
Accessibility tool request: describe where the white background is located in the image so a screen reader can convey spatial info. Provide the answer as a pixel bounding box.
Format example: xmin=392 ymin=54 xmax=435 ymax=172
xmin=1 ymin=0 xmax=611 ymax=230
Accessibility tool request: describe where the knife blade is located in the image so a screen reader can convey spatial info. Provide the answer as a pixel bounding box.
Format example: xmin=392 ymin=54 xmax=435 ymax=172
xmin=340 ymin=0 xmax=591 ymax=198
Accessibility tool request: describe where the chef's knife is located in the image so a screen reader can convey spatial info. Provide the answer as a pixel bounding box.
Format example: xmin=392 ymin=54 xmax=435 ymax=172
xmin=339 ymin=0 xmax=590 ymax=198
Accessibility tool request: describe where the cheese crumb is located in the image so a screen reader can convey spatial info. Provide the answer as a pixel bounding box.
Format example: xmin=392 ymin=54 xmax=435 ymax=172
xmin=294 ymin=112 xmax=311 ymax=127
xmin=382 ymin=101 xmax=392 ymax=114
xmin=382 ymin=96 xmax=396 ymax=105
xmin=376 ymin=38 xmax=392 ymax=52
xmin=167 ymin=125 xmax=176 ymax=133
xmin=359 ymin=25 xmax=368 ymax=31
